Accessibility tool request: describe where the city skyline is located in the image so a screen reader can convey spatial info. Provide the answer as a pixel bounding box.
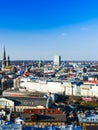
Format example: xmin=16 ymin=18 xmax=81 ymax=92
xmin=0 ymin=0 xmax=98 ymax=61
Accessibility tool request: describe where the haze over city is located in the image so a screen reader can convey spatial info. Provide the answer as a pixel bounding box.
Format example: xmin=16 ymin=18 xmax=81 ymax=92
xmin=0 ymin=0 xmax=98 ymax=61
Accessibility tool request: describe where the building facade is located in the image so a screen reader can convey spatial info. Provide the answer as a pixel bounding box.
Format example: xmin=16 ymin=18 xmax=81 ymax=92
xmin=0 ymin=98 xmax=14 ymax=111
xmin=54 ymin=55 xmax=61 ymax=66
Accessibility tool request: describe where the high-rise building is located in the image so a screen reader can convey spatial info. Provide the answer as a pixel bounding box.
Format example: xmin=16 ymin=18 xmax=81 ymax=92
xmin=53 ymin=55 xmax=61 ymax=66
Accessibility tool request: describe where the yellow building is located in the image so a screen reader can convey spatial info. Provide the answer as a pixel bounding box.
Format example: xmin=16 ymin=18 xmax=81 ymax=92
xmin=0 ymin=98 xmax=14 ymax=111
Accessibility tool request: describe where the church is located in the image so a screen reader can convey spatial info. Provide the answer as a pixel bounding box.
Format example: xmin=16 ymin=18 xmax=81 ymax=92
xmin=2 ymin=47 xmax=15 ymax=72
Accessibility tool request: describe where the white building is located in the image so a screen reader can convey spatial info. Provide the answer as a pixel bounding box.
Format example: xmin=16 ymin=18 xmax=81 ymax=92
xmin=20 ymin=77 xmax=65 ymax=94
xmin=15 ymin=117 xmax=24 ymax=125
xmin=19 ymin=76 xmax=98 ymax=97
xmin=0 ymin=98 xmax=14 ymax=111
xmin=79 ymin=84 xmax=98 ymax=97
xmin=78 ymin=113 xmax=98 ymax=123
xmin=54 ymin=55 xmax=61 ymax=66
xmin=62 ymin=81 xmax=98 ymax=97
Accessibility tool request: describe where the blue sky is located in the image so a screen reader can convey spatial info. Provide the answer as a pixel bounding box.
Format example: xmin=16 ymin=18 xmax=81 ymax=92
xmin=0 ymin=0 xmax=98 ymax=60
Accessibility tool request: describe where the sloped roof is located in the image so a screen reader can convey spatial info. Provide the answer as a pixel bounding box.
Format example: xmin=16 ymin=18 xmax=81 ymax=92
xmin=23 ymin=114 xmax=66 ymax=122
xmin=5 ymin=97 xmax=47 ymax=107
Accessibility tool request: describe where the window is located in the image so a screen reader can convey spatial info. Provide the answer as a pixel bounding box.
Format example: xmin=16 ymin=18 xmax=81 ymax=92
xmin=52 ymin=110 xmax=55 ymax=113
xmin=40 ymin=110 xmax=42 ymax=113
xmin=17 ymin=108 xmax=19 ymax=111
xmin=6 ymin=102 xmax=9 ymax=106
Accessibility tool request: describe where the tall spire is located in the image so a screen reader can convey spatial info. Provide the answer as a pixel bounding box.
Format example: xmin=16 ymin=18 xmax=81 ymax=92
xmin=3 ymin=46 xmax=6 ymax=60
xmin=7 ymin=55 xmax=10 ymax=66
xmin=2 ymin=46 xmax=6 ymax=67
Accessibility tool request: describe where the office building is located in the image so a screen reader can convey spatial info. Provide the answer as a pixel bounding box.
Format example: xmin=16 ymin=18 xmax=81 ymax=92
xmin=53 ymin=55 xmax=61 ymax=66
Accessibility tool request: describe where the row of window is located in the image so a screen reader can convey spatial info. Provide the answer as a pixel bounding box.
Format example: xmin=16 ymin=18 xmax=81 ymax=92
xmin=26 ymin=110 xmax=57 ymax=113
xmin=86 ymin=118 xmax=98 ymax=121
xmin=0 ymin=101 xmax=10 ymax=106
xmin=16 ymin=107 xmax=33 ymax=112
xmin=23 ymin=101 xmax=34 ymax=105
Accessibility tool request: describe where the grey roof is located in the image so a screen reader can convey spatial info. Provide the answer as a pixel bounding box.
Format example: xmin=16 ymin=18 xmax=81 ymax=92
xmin=37 ymin=114 xmax=66 ymax=122
xmin=3 ymin=97 xmax=47 ymax=107
xmin=86 ymin=126 xmax=98 ymax=130
xmin=23 ymin=114 xmax=66 ymax=122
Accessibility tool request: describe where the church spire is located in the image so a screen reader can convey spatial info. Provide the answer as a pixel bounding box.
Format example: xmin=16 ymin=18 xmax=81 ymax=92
xmin=7 ymin=55 xmax=10 ymax=66
xmin=3 ymin=47 xmax=6 ymax=60
xmin=2 ymin=46 xmax=6 ymax=68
